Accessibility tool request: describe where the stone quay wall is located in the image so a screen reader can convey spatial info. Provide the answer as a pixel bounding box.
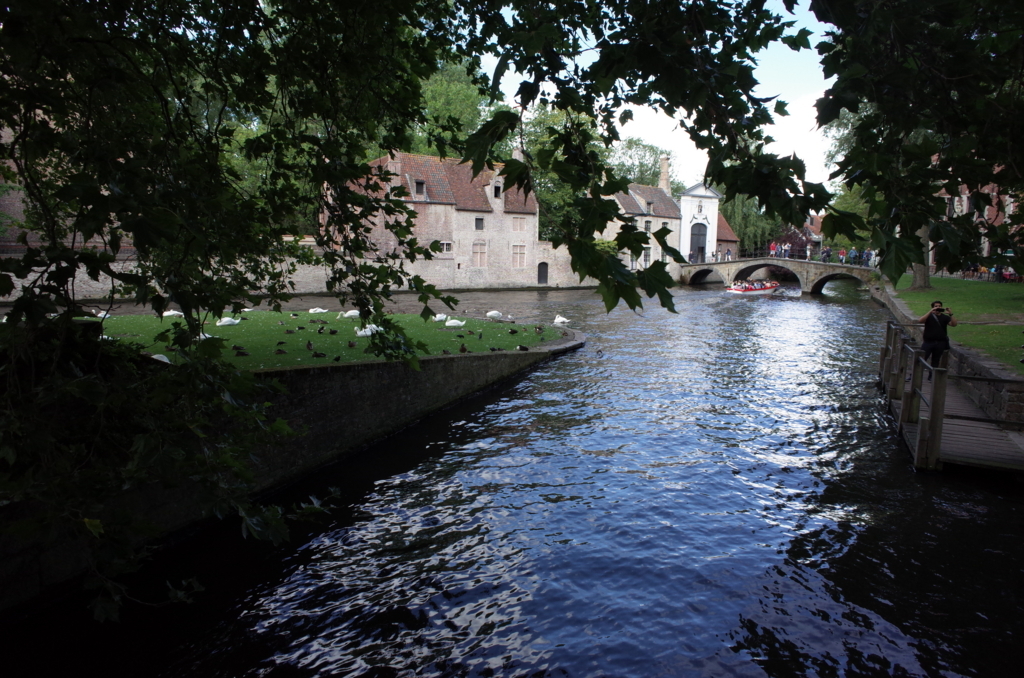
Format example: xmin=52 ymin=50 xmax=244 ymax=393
xmin=0 ymin=330 xmax=585 ymax=613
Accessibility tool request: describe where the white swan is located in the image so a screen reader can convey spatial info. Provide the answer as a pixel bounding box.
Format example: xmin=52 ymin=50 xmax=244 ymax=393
xmin=337 ymin=309 xmax=360 ymax=319
xmin=432 ymin=313 xmax=448 ymax=322
xmin=162 ymin=310 xmax=184 ymax=317
xmin=486 ymin=310 xmax=503 ymax=320
xmin=554 ymin=315 xmax=570 ymax=324
xmin=93 ymin=310 xmax=111 ymax=319
xmin=355 ymin=324 xmax=382 ymax=337
xmin=198 ymin=332 xmax=215 ymax=340
xmin=150 ymin=354 xmax=171 ymax=364
xmin=445 ymin=318 xmax=466 ymax=327
xmin=215 ymin=317 xmax=240 ymax=326
xmin=309 ymin=307 xmax=330 ymax=314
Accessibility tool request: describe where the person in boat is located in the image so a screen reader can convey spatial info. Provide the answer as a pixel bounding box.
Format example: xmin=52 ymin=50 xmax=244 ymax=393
xmin=918 ymin=300 xmax=958 ymax=370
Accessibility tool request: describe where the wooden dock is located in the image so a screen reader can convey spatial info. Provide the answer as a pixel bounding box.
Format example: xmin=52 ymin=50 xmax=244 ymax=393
xmin=879 ymin=320 xmax=1024 ymax=471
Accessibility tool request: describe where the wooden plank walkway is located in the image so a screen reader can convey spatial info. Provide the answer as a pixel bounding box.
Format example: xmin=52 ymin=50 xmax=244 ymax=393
xmin=889 ymin=380 xmax=1024 ymax=471
xmin=878 ymin=319 xmax=1024 ymax=471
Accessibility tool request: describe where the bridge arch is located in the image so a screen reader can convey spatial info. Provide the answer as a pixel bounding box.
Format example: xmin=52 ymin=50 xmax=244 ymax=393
xmin=807 ymin=271 xmax=870 ymax=294
xmin=732 ymin=261 xmax=804 ymax=289
xmin=687 ymin=267 xmax=719 ymax=284
xmin=677 ymin=257 xmax=877 ymax=294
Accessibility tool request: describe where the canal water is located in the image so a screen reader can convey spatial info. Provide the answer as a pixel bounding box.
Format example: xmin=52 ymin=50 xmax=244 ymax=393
xmin=6 ymin=283 xmax=1024 ymax=677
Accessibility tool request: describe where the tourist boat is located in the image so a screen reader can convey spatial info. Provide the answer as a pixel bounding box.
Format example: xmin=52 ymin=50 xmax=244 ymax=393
xmin=726 ymin=280 xmax=780 ymax=295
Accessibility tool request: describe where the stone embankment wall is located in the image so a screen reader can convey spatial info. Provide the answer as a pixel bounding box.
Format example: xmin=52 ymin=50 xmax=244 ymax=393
xmin=0 ymin=330 xmax=585 ymax=613
xmin=871 ymin=282 xmax=1024 ymax=422
xmin=0 ymin=232 xmax=594 ymax=303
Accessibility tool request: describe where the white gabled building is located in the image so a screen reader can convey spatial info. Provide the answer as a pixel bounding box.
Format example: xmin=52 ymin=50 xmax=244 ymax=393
xmin=599 ymin=156 xmax=725 ymax=275
xmin=678 ymin=183 xmax=723 ymax=264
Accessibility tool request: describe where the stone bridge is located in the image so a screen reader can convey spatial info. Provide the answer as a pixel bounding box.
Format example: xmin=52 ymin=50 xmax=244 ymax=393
xmin=677 ymin=257 xmax=877 ymax=294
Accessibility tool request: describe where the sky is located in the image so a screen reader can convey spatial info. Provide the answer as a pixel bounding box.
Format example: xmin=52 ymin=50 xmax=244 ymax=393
xmin=487 ymin=1 xmax=836 ymax=189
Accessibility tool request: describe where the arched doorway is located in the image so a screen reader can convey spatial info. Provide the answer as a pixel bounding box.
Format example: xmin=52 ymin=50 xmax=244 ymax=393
xmin=537 ymin=262 xmax=549 ymax=285
xmin=689 ymin=223 xmax=707 ymax=263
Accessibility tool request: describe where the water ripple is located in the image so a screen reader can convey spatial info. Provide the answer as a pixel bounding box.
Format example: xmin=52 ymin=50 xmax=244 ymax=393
xmin=112 ymin=284 xmax=1024 ymax=678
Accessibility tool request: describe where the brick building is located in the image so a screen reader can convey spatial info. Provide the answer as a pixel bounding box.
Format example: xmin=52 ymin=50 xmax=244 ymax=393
xmin=361 ymin=152 xmax=579 ymax=289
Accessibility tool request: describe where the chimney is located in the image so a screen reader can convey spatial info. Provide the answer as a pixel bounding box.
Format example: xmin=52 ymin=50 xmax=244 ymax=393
xmin=658 ymin=155 xmax=671 ymax=194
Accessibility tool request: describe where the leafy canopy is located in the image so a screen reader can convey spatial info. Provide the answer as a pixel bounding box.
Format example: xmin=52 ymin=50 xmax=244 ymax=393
xmin=4 ymin=0 xmax=1024 ymax=614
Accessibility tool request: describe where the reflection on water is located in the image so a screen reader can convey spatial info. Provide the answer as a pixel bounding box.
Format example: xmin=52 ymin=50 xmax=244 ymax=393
xmin=7 ymin=282 xmax=1024 ymax=678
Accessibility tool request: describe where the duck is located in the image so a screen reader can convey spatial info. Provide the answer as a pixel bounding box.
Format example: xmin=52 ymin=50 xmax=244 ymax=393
xmin=486 ymin=310 xmax=503 ymax=320
xmin=215 ymin=317 xmax=240 ymax=326
xmin=554 ymin=315 xmax=570 ymax=324
xmin=445 ymin=318 xmax=466 ymax=327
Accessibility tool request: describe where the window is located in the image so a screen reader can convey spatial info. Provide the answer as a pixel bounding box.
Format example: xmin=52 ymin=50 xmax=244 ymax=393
xmin=439 ymin=241 xmax=453 ymax=253
xmin=512 ymin=216 xmax=527 ymax=232
xmin=512 ymin=244 xmax=526 ymax=268
xmin=475 ymin=217 xmax=484 ymax=231
xmin=415 ymin=180 xmax=425 ymax=196
xmin=662 ymin=221 xmax=668 ymax=232
xmin=472 ymin=241 xmax=487 ymax=267
xmin=643 ymin=247 xmax=651 ymax=267
xmin=493 ymin=184 xmax=502 ymax=198
xmin=644 ymin=220 xmax=652 ymax=233
xmin=630 ymin=254 xmax=637 ymax=271
xmin=646 ymin=201 xmax=653 ymax=213
xmin=660 ymin=249 xmax=667 ymax=263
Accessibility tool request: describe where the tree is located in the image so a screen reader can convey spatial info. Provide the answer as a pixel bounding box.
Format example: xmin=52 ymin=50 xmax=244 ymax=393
xmin=716 ymin=191 xmax=782 ymax=253
xmin=815 ymin=0 xmax=1024 ymax=285
xmin=409 ymin=60 xmax=489 ymax=156
xmin=608 ymin=138 xmax=685 ymax=195
xmin=6 ymin=0 xmax=1021 ymax=615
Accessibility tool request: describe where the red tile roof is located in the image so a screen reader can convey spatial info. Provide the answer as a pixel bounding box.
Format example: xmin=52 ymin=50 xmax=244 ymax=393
xmin=615 ymin=183 xmax=681 ymax=219
xmin=369 ymin=152 xmax=537 ymax=214
xmin=716 ymin=213 xmax=739 ymax=242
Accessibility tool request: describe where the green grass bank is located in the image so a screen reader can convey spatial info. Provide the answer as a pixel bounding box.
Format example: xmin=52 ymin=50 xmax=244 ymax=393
xmin=101 ymin=311 xmax=563 ymax=370
xmin=894 ymin=276 xmax=1024 ymax=375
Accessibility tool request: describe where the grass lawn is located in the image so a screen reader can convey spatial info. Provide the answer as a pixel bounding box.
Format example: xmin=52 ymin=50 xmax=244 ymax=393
xmin=101 ymin=311 xmax=564 ymax=371
xmin=894 ymin=276 xmax=1024 ymax=375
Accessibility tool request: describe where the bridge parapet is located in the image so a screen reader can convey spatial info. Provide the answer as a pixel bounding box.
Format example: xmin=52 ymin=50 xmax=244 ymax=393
xmin=677 ymin=257 xmax=876 ymax=294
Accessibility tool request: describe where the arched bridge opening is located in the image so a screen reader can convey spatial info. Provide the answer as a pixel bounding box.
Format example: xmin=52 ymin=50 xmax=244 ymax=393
xmin=677 ymin=258 xmax=877 ymax=294
xmin=687 ymin=268 xmax=719 ymax=284
xmin=808 ymin=272 xmax=868 ymax=294
xmin=733 ymin=263 xmax=803 ymax=289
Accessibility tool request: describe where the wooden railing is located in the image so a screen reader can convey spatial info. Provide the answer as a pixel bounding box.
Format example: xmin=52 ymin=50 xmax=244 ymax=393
xmin=878 ymin=319 xmax=1024 ymax=470
xmin=878 ymin=320 xmax=948 ymax=470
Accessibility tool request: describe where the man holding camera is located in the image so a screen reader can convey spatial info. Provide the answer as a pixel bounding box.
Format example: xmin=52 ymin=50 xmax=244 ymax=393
xmin=918 ymin=300 xmax=958 ymax=369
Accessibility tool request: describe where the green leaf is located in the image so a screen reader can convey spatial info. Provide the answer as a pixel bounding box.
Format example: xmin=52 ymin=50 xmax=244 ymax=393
xmin=84 ymin=518 xmax=105 ymax=538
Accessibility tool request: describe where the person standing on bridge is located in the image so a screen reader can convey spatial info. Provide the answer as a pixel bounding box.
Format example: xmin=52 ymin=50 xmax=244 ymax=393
xmin=838 ymin=247 xmax=846 ymax=264
xmin=918 ymin=300 xmax=958 ymax=371
xmin=725 ymin=247 xmax=732 ymax=261
xmin=769 ymin=241 xmax=777 ymax=258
